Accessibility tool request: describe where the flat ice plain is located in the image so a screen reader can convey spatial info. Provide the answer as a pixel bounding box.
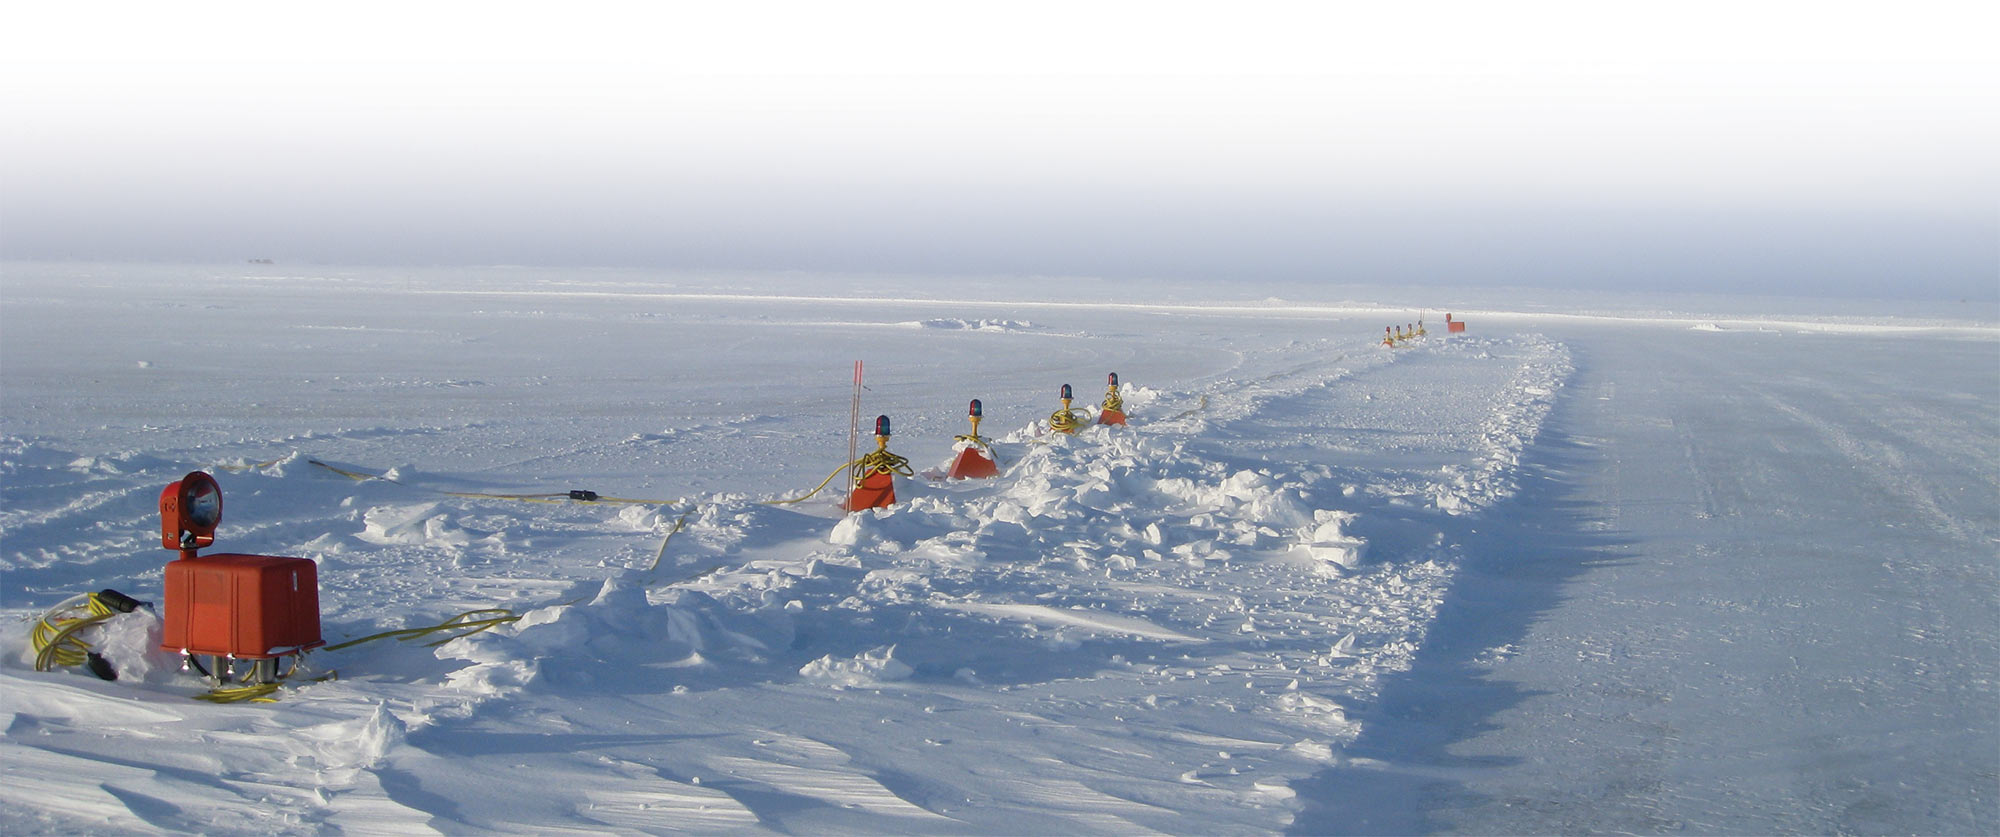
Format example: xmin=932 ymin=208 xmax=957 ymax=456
xmin=3 ymin=263 xmax=1994 ymax=834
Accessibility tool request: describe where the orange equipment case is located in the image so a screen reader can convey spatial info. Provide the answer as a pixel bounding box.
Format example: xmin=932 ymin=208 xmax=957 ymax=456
xmin=162 ymin=553 xmax=324 ymax=658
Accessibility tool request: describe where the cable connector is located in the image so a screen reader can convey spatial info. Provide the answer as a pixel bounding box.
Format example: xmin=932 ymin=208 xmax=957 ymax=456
xmin=96 ymin=588 xmax=150 ymax=613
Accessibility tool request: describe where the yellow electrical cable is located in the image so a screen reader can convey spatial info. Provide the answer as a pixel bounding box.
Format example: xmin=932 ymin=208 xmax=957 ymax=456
xmin=310 ymin=445 xmax=900 ymax=586
xmin=656 ymin=443 xmax=906 ymax=568
xmin=32 ymin=591 xmax=295 ymax=703
xmin=766 ymin=447 xmax=909 ymax=505
xmin=1049 ymin=407 xmax=1083 ymax=434
xmin=307 ymin=459 xmax=681 ymax=506
xmin=646 ymin=506 xmax=697 ymax=573
xmin=34 ymin=614 xmax=109 ymax=671
xmin=852 ymin=447 xmax=912 ymax=482
xmin=1101 ymin=386 xmax=1124 ymax=414
xmin=310 ymin=459 xmax=383 ymax=482
xmin=212 ymin=458 xmax=285 ymax=472
xmin=190 ymin=664 xmax=330 ymax=703
xmin=763 ymin=457 xmax=863 ymax=506
xmin=765 ymin=437 xmax=911 ymax=506
xmin=309 ymin=445 xmax=911 ymax=512
xmin=1169 ymin=394 xmax=1211 ymax=421
xmin=954 ymin=411 xmax=992 ymax=451
xmin=194 ymin=683 xmax=281 ymax=703
xmin=948 ymin=434 xmax=1006 ymax=475
xmin=321 ymin=608 xmax=522 ymax=652
xmin=190 ymin=611 xmax=502 ymax=704
xmin=31 ymin=594 xmax=117 ymax=672
xmin=440 ymin=490 xmax=684 ymax=505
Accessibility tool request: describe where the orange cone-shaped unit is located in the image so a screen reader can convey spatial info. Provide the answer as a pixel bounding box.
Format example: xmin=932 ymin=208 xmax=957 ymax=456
xmin=1098 ymin=372 xmax=1127 ymax=426
xmin=845 ymin=415 xmax=900 ymax=511
xmin=947 ymin=399 xmax=1000 ymax=479
xmin=848 ymin=471 xmax=895 ymax=511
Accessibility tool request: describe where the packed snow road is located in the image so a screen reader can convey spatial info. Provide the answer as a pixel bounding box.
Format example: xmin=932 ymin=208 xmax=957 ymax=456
xmin=2 ymin=265 xmax=1993 ymax=834
xmin=1289 ymin=324 xmax=1999 ymax=835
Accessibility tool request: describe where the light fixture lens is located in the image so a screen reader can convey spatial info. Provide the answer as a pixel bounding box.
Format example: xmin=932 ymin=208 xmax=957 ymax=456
xmin=186 ymin=480 xmax=221 ymax=529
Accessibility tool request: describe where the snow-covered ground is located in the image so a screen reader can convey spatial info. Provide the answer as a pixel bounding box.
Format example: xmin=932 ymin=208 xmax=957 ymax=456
xmin=2 ymin=263 xmax=1994 ymax=834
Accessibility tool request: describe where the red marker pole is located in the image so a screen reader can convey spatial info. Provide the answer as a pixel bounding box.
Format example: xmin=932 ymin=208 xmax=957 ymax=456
xmin=845 ymin=361 xmax=863 ymax=510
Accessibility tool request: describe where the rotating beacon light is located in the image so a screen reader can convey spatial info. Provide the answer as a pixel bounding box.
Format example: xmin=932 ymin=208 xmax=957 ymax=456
xmin=159 ymin=471 xmax=323 ymax=683
xmin=161 ymin=471 xmax=222 ymax=557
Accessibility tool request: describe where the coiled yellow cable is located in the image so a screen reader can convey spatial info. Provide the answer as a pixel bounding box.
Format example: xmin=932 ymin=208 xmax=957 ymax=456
xmin=1049 ymin=406 xmax=1083 ymax=434
xmin=853 ymin=446 xmax=912 ymax=483
xmin=31 ymin=594 xmax=117 ymax=672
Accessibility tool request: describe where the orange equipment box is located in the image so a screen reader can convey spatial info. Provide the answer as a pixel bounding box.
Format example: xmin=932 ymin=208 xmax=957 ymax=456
xmin=162 ymin=553 xmax=324 ymax=658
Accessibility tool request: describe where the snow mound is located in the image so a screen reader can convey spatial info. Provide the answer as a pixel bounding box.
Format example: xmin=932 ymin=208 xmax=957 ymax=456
xmin=1304 ymin=510 xmax=1368 ymax=573
xmin=899 ymin=318 xmax=1041 ymax=332
xmin=798 ymin=644 xmax=914 ymax=687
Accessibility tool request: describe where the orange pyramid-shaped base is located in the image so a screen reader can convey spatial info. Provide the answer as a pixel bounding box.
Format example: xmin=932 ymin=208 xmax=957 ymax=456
xmin=947 ymin=447 xmax=1000 ymax=479
xmin=1097 ymin=409 xmax=1127 ymax=426
xmin=844 ymin=472 xmax=897 ymax=511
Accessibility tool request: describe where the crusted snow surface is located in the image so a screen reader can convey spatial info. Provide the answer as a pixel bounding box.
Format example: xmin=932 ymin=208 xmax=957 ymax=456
xmin=3 ymin=265 xmax=1989 ymax=834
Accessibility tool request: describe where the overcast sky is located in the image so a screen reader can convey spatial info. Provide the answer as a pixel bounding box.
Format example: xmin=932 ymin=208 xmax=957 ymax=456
xmin=2 ymin=1 xmax=1994 ymax=299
